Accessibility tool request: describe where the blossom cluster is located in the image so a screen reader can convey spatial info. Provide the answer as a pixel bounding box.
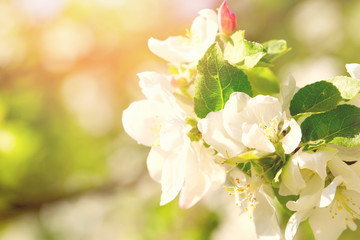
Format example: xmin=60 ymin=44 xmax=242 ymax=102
xmin=122 ymin=1 xmax=360 ymax=239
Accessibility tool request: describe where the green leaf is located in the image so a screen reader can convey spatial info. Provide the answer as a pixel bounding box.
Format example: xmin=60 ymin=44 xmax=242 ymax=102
xmin=194 ymin=42 xmax=252 ymax=118
xmin=326 ymin=76 xmax=360 ymax=101
xmin=224 ymin=31 xmax=266 ymax=69
xmin=301 ymin=104 xmax=360 ymax=147
xmin=261 ymin=39 xmax=291 ymax=63
xmin=245 ymin=67 xmax=280 ymax=95
xmin=290 ymin=81 xmax=342 ymax=117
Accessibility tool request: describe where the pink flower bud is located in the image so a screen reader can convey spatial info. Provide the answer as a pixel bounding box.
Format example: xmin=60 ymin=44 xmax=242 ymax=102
xmin=218 ymin=0 xmax=237 ymax=36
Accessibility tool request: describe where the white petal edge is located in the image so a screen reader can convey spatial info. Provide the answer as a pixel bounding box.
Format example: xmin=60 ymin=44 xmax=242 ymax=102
xmin=319 ymin=176 xmax=343 ymax=208
xmin=253 ymin=185 xmax=281 ymax=240
xmin=137 ymin=71 xmax=172 ymax=101
xmin=122 ymin=100 xmax=170 ymax=146
xmin=281 ymin=118 xmax=301 ymax=154
xmin=160 ymin=118 xmax=187 ymax=152
xmin=160 ymin=143 xmax=188 ymax=206
xmin=297 ymin=148 xmax=337 ymax=180
xmin=242 ymin=122 xmax=275 ymax=153
xmin=147 ymin=147 xmax=167 ymax=183
xmin=179 ymin=143 xmax=225 ymax=209
xmin=198 ymin=110 xmax=246 ymax=158
xmin=223 ymin=92 xmax=250 ymax=140
xmin=346 ymin=63 xmax=360 ymax=79
xmin=285 ymin=210 xmax=312 ymax=240
xmin=280 ymin=154 xmax=306 ymax=196
xmin=309 ymin=207 xmax=347 ymax=240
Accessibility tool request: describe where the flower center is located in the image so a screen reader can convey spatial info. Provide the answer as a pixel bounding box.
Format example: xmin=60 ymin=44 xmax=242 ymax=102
xmin=326 ymin=187 xmax=360 ymax=222
xmin=151 ymin=115 xmax=161 ymax=147
xmin=224 ymin=176 xmax=258 ymax=219
xmin=259 ymin=114 xmax=279 ymax=142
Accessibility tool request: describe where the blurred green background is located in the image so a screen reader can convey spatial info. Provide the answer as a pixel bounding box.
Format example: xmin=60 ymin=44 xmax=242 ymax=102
xmin=0 ymin=0 xmax=359 ymax=239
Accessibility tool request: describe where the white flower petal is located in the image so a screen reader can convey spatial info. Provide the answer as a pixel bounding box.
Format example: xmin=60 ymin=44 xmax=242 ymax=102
xmin=280 ymin=74 xmax=296 ymax=111
xmin=148 ymin=9 xmax=218 ymax=64
xmin=147 ymin=146 xmax=167 ymax=182
xmin=160 ymin=143 xmax=189 ymax=206
xmin=242 ymin=122 xmax=275 ymax=153
xmin=349 ymin=95 xmax=360 ymax=108
xmin=349 ymin=160 xmax=360 ymax=176
xmin=179 ymin=142 xmax=225 ymax=209
xmin=137 ymin=71 xmax=172 ymax=101
xmin=178 ymin=146 xmax=207 ymax=209
xmin=285 ymin=210 xmax=312 ymax=240
xmin=342 ymin=190 xmax=360 ymax=230
xmin=286 ymin=175 xmax=323 ymax=211
xmin=281 ymin=118 xmax=301 ymax=154
xmin=160 ymin=118 xmax=188 ymax=152
xmin=253 ymin=185 xmax=281 ymax=240
xmin=278 ymin=182 xmax=293 ymax=196
xmin=328 ymin=158 xmax=360 ymax=192
xmin=279 ymin=153 xmax=306 ymax=196
xmin=347 ymin=218 xmax=357 ymax=231
xmin=319 ymin=176 xmax=342 ymax=207
xmin=242 ymin=95 xmax=282 ymax=124
xmin=223 ymin=92 xmax=250 ymax=140
xmin=190 ymin=9 xmax=218 ymax=50
xmin=330 ymin=144 xmax=360 ymax=162
xmin=309 ymin=207 xmax=347 ymax=240
xmin=198 ymin=110 xmax=246 ymax=158
xmin=122 ymin=100 xmax=170 ymax=146
xmin=296 ymin=148 xmax=337 ymax=180
xmin=346 ymin=63 xmax=360 ymax=79
xmin=148 ymin=37 xmax=193 ymax=63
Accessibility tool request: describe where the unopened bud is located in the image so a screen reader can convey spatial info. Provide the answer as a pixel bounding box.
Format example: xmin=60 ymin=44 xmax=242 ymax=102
xmin=218 ymin=0 xmax=237 ymax=36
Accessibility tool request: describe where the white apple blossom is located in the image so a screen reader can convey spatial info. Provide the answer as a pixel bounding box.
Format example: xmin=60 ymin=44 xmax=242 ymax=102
xmin=198 ymin=92 xmax=301 ymax=159
xmin=148 ymin=9 xmax=218 ymax=64
xmin=122 ymin=71 xmax=225 ymax=208
xmin=279 ymin=148 xmax=338 ymax=196
xmin=226 ymin=169 xmax=282 ymax=240
xmin=285 ymin=153 xmax=360 ymax=240
xmin=147 ymin=127 xmax=226 ymax=208
xmin=122 ymin=71 xmax=184 ymax=147
xmin=307 ymin=174 xmax=360 ymax=240
xmin=122 ymin=2 xmax=360 ymax=239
